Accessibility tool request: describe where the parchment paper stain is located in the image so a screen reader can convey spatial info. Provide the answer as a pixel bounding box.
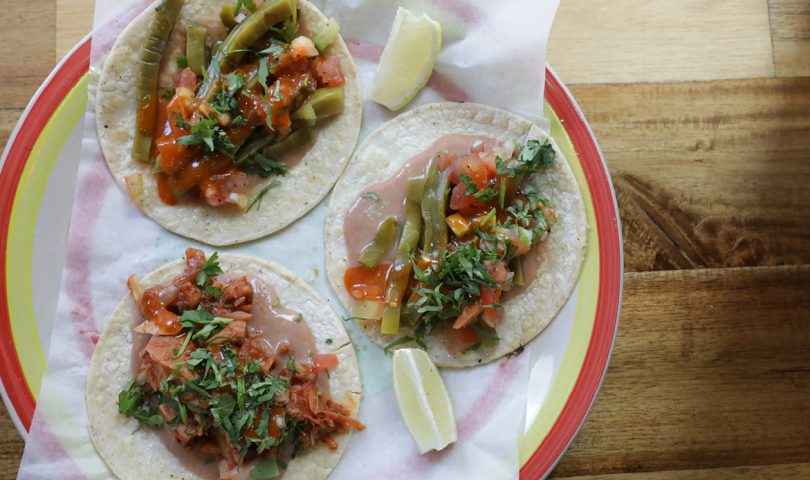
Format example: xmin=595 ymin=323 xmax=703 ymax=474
xmin=430 ymin=0 xmax=484 ymax=24
xmin=345 ymin=37 xmax=470 ymax=102
xmin=65 ymin=154 xmax=113 ymax=360
xmin=28 ymin=417 xmax=89 ymax=480
xmin=90 ymin=0 xmax=152 ymax=64
xmin=380 ymin=357 xmax=522 ymax=478
xmin=426 ymin=72 xmax=470 ymax=102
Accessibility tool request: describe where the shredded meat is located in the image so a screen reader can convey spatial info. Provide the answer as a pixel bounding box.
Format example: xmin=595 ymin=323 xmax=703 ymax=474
xmin=127 ymin=248 xmax=363 ymax=480
xmin=131 ymin=248 xmax=207 ymax=336
xmin=209 ymin=320 xmax=247 ymax=345
xmin=238 ymin=333 xmax=275 ymax=374
xmin=139 ymin=335 xmax=195 ymax=390
xmin=175 ymin=281 xmax=203 ymax=310
xmin=286 ymin=382 xmax=366 ymax=450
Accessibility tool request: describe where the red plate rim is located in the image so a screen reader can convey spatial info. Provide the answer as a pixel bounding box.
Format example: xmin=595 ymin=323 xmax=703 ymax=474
xmin=0 ymin=36 xmax=91 ymax=435
xmin=518 ymin=67 xmax=624 ymax=479
xmin=0 ymin=37 xmax=622 ymax=479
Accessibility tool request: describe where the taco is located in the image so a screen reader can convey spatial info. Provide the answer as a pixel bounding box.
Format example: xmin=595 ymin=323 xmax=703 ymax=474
xmin=97 ymin=0 xmax=362 ymax=246
xmin=325 ymin=103 xmax=587 ymax=367
xmin=87 ymin=248 xmax=363 ymax=479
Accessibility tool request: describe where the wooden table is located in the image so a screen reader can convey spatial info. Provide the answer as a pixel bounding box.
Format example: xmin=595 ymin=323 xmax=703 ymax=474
xmin=2 ymin=1 xmax=809 ymax=478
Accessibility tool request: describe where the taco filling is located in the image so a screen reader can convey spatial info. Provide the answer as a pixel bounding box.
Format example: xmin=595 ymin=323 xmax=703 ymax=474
xmin=342 ymin=135 xmax=558 ymax=353
xmin=132 ymin=0 xmax=346 ymax=209
xmin=120 ymin=248 xmax=363 ymax=479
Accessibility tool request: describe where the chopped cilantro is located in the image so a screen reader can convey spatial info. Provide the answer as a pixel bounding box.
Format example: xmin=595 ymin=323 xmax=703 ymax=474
xmin=118 ymin=381 xmax=163 ymax=428
xmin=409 ymin=242 xmax=501 ymax=336
xmin=241 ymin=153 xmax=289 ymax=178
xmin=470 ymin=322 xmax=500 ymax=342
xmin=259 ymin=43 xmax=286 ymax=59
xmin=176 ymin=55 xmax=189 ymax=69
xmin=179 ymin=308 xmax=232 ymax=342
xmin=177 ymin=118 xmax=235 ymax=157
xmin=247 ymin=180 xmax=281 ymax=212
xmin=361 ymin=192 xmax=380 ymax=202
xmin=459 ymin=174 xmax=498 ymax=203
xmin=196 ymin=252 xmax=223 ymax=287
xmin=172 ymin=112 xmax=191 ymax=131
xmin=258 ymin=57 xmax=270 ymax=95
xmin=210 ymin=74 xmax=244 ymax=117
xmin=235 ymin=0 xmax=257 ymax=13
xmin=495 ymin=140 xmax=555 ymax=176
xmin=226 ymin=73 xmax=245 ymax=97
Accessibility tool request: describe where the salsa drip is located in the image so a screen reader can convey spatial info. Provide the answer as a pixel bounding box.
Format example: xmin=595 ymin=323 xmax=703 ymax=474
xmin=343 ymin=138 xmax=558 ymax=353
xmin=133 ymin=0 xmax=345 ymax=209
xmin=122 ymin=248 xmax=363 ymax=480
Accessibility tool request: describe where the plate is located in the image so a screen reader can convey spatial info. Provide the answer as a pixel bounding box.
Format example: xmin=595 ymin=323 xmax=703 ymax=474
xmin=0 ymin=36 xmax=622 ymax=479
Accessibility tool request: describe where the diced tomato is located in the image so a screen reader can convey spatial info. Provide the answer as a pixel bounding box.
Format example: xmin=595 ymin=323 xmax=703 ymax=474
xmin=258 ymin=72 xmax=312 ymax=137
xmin=486 ymin=261 xmax=510 ymax=284
xmin=311 ymin=353 xmax=339 ymax=371
xmin=450 ymin=183 xmax=489 ymax=216
xmin=311 ymin=56 xmax=345 ymax=88
xmin=344 ymin=264 xmax=390 ymax=301
xmin=502 ymin=228 xmax=531 ymax=257
xmin=156 ymin=137 xmax=187 ymax=173
xmin=154 ymin=93 xmax=195 ymax=172
xmin=452 ymin=304 xmax=483 ymax=329
xmin=175 ymin=156 xmax=233 ymax=193
xmin=176 ymin=67 xmax=198 ymax=91
xmin=156 ymin=172 xmax=178 ymax=205
xmin=273 ymin=52 xmax=310 ymax=77
xmin=239 ymin=92 xmax=269 ymax=127
xmin=266 ymin=406 xmax=286 ymax=440
xmin=436 ymin=151 xmax=456 ymax=170
xmin=199 ymin=169 xmax=249 ymax=207
xmin=442 ymin=326 xmax=480 ymax=354
xmin=480 ymin=286 xmax=503 ymax=327
xmin=448 ymin=155 xmax=489 ymax=187
xmin=480 ymin=154 xmax=497 ymax=176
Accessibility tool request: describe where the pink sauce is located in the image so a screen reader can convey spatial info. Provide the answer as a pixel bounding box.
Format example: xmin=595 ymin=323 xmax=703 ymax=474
xmin=129 ymin=274 xmax=326 ymax=480
xmin=342 ymin=133 xmax=553 ymax=300
xmin=343 ymin=134 xmax=497 ymax=264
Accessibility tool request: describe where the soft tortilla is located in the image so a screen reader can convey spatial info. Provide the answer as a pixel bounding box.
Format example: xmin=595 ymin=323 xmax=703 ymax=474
xmin=325 ymin=102 xmax=587 ymax=368
xmin=87 ymin=254 xmax=362 ymax=480
xmin=96 ymin=0 xmax=363 ymax=246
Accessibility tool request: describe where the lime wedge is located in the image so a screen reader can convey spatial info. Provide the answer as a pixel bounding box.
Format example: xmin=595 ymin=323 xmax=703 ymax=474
xmin=392 ymin=348 xmax=457 ymax=453
xmin=369 ymin=8 xmax=442 ymax=111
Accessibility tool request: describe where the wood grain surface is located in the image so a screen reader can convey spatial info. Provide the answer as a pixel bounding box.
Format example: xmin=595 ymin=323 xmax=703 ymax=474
xmin=2 ymin=0 xmax=810 ymax=479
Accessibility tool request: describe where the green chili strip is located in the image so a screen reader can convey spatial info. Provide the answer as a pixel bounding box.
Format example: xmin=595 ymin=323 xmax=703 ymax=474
xmin=380 ymin=305 xmax=402 ymax=335
xmin=186 ymin=23 xmax=208 ymax=76
xmin=132 ymin=0 xmax=184 ymax=163
xmin=302 ymin=87 xmax=344 ymax=119
xmin=511 ymin=258 xmax=525 ymax=287
xmin=262 ymin=126 xmax=316 ymax=157
xmin=220 ymin=4 xmax=238 ymax=29
xmin=234 ymin=131 xmax=276 ymax=164
xmin=405 ymin=175 xmax=426 ymax=203
xmin=358 ymin=216 xmax=399 ymax=268
xmin=380 ymin=200 xmax=423 ymax=335
xmin=198 ymin=0 xmax=296 ymax=100
xmin=420 ymin=159 xmax=450 ymax=261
